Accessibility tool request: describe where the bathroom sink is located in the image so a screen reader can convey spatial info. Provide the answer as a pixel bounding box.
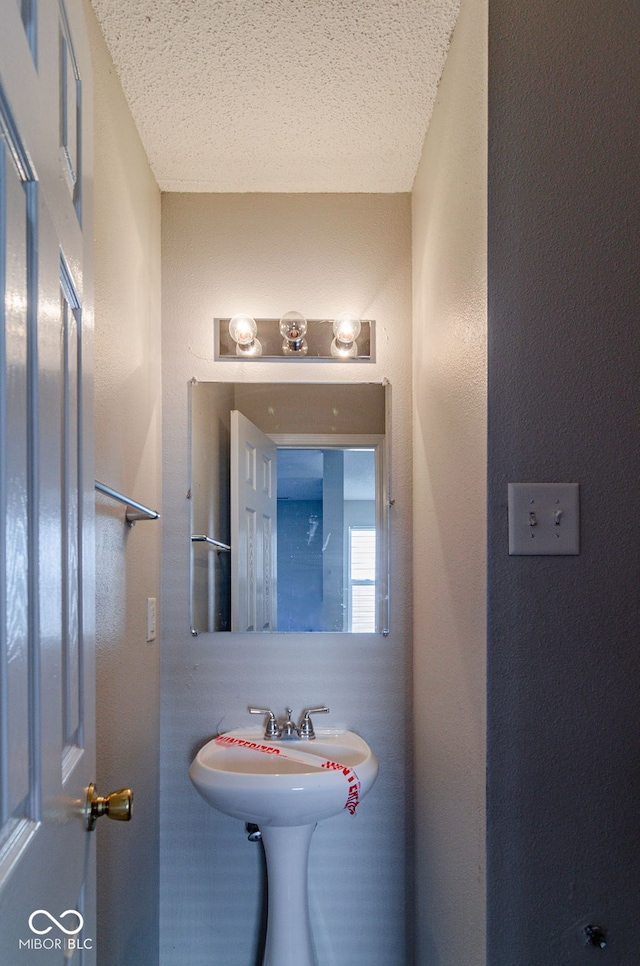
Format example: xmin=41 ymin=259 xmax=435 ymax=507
xmin=190 ymin=727 xmax=379 ymax=965
xmin=189 ymin=728 xmax=378 ymax=826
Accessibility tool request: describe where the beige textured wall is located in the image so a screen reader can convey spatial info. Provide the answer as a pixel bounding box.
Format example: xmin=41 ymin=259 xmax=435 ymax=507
xmin=160 ymin=193 xmax=413 ymax=966
xmin=412 ymin=0 xmax=488 ymax=962
xmin=85 ymin=1 xmax=162 ymax=961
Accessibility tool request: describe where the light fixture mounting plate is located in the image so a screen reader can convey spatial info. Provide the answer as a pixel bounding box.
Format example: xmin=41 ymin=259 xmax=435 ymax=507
xmin=215 ymin=317 xmax=374 ymax=362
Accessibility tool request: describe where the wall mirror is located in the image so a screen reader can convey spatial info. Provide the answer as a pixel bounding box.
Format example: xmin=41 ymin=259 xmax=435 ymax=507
xmin=189 ymin=381 xmax=390 ymax=634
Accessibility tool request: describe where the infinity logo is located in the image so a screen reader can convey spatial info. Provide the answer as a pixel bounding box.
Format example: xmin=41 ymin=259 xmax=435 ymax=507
xmin=28 ymin=910 xmax=84 ymax=936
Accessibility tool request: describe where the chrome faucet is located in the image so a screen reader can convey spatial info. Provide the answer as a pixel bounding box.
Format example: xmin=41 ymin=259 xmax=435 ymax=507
xmin=248 ymin=707 xmax=281 ymax=738
xmin=248 ymin=706 xmax=330 ymax=740
xmin=297 ymin=707 xmax=330 ymax=739
xmin=281 ymin=708 xmax=297 ymax=738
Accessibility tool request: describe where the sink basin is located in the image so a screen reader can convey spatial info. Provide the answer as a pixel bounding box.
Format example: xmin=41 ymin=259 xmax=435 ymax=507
xmin=190 ymin=726 xmax=379 ymax=965
xmin=189 ymin=728 xmax=378 ymax=827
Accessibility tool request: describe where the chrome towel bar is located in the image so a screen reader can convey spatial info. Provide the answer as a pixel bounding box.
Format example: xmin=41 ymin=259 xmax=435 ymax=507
xmin=192 ymin=534 xmax=231 ymax=552
xmin=95 ymin=481 xmax=160 ymax=527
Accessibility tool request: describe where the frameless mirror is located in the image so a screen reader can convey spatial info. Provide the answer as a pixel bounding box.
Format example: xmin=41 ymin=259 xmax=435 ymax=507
xmin=189 ymin=381 xmax=390 ymax=634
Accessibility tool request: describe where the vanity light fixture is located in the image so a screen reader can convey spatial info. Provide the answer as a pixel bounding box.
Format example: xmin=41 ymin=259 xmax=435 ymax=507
xmin=216 ymin=314 xmax=374 ymax=362
xmin=228 ymin=314 xmax=262 ymax=357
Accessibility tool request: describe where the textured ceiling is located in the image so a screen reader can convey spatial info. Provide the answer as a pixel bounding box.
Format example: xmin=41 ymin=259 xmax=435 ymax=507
xmin=90 ymin=0 xmax=461 ymax=193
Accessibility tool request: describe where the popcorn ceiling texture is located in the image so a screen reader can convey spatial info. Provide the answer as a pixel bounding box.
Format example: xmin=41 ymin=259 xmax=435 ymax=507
xmin=90 ymin=0 xmax=460 ymax=192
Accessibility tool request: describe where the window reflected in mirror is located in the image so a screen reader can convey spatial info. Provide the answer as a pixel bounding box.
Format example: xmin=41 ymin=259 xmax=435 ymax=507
xmin=276 ymin=447 xmax=376 ymax=632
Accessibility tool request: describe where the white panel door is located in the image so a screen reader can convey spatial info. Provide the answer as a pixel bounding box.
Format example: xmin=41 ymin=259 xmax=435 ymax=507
xmin=0 ymin=0 xmax=95 ymax=961
xmin=230 ymin=410 xmax=277 ymax=632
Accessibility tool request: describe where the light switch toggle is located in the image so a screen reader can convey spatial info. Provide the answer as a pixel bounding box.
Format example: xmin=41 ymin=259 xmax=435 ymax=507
xmin=529 ymin=511 xmax=537 ymax=527
xmin=554 ymin=509 xmax=563 ymax=526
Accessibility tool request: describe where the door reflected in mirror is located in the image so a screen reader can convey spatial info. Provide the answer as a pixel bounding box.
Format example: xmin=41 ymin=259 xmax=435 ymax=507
xmin=190 ymin=382 xmax=390 ymax=634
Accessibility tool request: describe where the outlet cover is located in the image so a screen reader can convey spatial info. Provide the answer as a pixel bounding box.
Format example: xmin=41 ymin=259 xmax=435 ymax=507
xmin=508 ymin=483 xmax=580 ymax=555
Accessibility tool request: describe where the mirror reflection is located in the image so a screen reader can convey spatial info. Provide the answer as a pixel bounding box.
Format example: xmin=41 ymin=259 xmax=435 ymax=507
xmin=190 ymin=382 xmax=389 ymax=634
xmin=275 ymin=446 xmax=376 ymax=632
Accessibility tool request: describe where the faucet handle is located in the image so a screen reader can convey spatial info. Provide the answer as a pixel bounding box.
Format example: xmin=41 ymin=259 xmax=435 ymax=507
xmin=298 ymin=706 xmax=330 ymax=740
xmin=248 ymin=707 xmax=281 ymax=738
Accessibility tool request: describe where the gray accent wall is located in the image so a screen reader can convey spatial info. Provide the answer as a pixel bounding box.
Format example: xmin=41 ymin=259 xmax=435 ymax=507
xmin=488 ymin=1 xmax=640 ymax=961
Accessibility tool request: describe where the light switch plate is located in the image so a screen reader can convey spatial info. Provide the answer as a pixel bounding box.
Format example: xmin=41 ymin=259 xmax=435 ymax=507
xmin=146 ymin=597 xmax=157 ymax=641
xmin=508 ymin=483 xmax=580 ymax=555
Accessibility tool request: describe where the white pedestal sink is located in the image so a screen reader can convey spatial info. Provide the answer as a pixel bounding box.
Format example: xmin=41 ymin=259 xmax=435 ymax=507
xmin=189 ymin=728 xmax=378 ymax=966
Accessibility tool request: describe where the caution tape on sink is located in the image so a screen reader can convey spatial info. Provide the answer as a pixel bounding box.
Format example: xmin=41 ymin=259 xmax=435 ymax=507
xmin=214 ymin=735 xmax=361 ymax=814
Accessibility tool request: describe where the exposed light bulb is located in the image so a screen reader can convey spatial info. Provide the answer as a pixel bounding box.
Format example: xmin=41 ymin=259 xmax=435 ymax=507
xmin=279 ymin=310 xmax=308 ymax=355
xmin=331 ymin=313 xmax=361 ymax=358
xmin=229 ymin=314 xmax=262 ymax=357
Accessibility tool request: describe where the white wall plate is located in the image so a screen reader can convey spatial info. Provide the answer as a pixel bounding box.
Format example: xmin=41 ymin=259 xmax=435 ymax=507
xmin=508 ymin=482 xmax=580 ymax=555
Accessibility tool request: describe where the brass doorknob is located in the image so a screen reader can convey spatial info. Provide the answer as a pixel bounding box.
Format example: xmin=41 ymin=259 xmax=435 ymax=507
xmin=86 ymin=783 xmax=133 ymax=831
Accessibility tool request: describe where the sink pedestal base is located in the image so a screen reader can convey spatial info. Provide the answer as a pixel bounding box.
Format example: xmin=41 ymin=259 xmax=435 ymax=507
xmin=260 ymin=823 xmax=317 ymax=966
